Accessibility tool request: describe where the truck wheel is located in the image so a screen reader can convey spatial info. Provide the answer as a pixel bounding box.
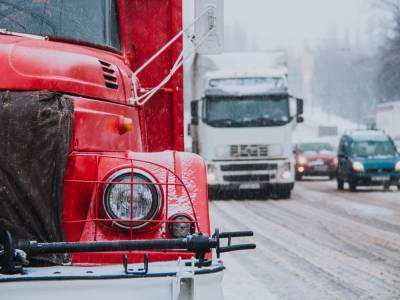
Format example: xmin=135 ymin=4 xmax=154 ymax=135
xmin=349 ymin=181 xmax=357 ymax=192
xmin=337 ymin=178 xmax=344 ymax=190
xmin=295 ymin=173 xmax=302 ymax=181
xmin=275 ymin=189 xmax=291 ymax=200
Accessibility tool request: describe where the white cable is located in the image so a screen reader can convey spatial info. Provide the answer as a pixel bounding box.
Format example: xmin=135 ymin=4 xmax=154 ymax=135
xmin=130 ymin=7 xmax=215 ymax=105
xmin=133 ymin=27 xmax=215 ymax=105
xmin=132 ymin=7 xmax=211 ymax=79
xmin=133 ymin=28 xmax=215 ymax=105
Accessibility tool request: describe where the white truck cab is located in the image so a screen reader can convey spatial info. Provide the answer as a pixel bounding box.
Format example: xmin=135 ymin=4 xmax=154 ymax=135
xmin=190 ymin=70 xmax=304 ymax=199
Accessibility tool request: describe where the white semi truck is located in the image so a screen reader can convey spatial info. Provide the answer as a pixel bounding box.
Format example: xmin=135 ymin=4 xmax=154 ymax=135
xmin=190 ymin=67 xmax=304 ymax=199
xmin=376 ymin=101 xmax=400 ymax=150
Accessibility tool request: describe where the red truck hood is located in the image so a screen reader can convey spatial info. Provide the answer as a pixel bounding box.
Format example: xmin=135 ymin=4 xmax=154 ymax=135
xmin=0 ymin=35 xmax=129 ymax=103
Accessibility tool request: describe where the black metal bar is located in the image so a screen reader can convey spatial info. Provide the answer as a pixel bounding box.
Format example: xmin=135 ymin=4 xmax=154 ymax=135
xmin=218 ymin=231 xmax=254 ymax=238
xmin=218 ymin=244 xmax=256 ymax=253
xmin=18 ymin=239 xmax=191 ymax=255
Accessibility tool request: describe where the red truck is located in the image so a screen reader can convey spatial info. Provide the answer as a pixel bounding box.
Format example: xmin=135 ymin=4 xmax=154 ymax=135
xmin=0 ymin=1 xmax=253 ymax=298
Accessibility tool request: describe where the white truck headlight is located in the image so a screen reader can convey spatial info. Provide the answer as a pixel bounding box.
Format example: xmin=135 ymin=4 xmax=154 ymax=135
xmin=395 ymin=161 xmax=400 ymax=171
xmin=207 ymin=164 xmax=218 ymax=184
xmin=280 ymin=162 xmax=292 ymax=180
xmin=103 ymin=170 xmax=161 ymax=230
xmin=352 ymin=161 xmax=364 ymax=172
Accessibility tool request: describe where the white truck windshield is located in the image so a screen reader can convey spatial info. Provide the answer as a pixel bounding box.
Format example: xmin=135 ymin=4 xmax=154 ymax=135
xmin=205 ymin=97 xmax=290 ymax=128
xmin=0 ymin=0 xmax=121 ymax=50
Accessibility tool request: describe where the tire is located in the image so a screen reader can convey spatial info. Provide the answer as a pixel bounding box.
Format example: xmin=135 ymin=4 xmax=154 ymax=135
xmin=329 ymin=175 xmax=335 ymax=180
xmin=337 ymin=178 xmax=344 ymax=190
xmin=275 ymin=189 xmax=291 ymax=200
xmin=349 ymin=181 xmax=357 ymax=192
xmin=398 ymin=184 xmax=400 ymax=191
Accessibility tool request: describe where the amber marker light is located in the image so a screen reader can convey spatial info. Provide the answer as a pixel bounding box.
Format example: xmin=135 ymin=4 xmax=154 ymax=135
xmin=118 ymin=116 xmax=133 ymax=134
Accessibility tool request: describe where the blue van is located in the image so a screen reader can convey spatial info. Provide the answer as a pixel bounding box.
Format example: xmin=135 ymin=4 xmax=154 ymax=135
xmin=337 ymin=130 xmax=400 ymax=191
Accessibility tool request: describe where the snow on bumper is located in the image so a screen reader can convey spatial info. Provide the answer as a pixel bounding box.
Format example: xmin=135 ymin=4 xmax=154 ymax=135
xmin=206 ymin=159 xmax=295 ymax=187
xmin=0 ymin=260 xmax=224 ymax=300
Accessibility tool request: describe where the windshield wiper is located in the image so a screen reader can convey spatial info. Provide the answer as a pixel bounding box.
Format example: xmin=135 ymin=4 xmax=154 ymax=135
xmin=208 ymin=118 xmax=241 ymax=127
xmin=0 ymin=28 xmax=46 ymax=40
xmin=247 ymin=117 xmax=288 ymax=126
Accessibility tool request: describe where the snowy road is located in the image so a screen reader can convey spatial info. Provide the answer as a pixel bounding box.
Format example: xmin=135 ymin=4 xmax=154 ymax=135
xmin=210 ymin=180 xmax=400 ymax=300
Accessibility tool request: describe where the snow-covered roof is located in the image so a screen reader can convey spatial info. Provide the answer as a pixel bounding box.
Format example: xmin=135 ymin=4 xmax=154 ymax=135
xmin=200 ymin=51 xmax=287 ymax=72
xmin=347 ymin=130 xmax=389 ymax=141
xmin=204 ymin=70 xmax=287 ymax=81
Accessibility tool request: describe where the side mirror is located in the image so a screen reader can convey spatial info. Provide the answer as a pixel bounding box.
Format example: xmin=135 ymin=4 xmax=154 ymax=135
xmin=195 ymin=0 xmax=224 ymax=54
xmin=296 ymin=98 xmax=304 ymax=123
xmin=296 ymin=98 xmax=304 ymax=115
xmin=191 ymin=101 xmax=199 ymax=125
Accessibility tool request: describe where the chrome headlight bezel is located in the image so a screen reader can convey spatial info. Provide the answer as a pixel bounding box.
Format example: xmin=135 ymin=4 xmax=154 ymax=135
xmin=102 ymin=168 xmax=162 ymax=230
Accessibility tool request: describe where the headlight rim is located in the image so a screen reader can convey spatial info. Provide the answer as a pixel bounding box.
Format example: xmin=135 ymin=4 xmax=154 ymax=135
xmin=167 ymin=213 xmax=196 ymax=239
xmin=102 ymin=168 xmax=163 ymax=231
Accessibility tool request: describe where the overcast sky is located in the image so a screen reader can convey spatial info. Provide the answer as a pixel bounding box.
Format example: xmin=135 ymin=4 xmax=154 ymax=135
xmin=185 ymin=0 xmax=377 ymax=49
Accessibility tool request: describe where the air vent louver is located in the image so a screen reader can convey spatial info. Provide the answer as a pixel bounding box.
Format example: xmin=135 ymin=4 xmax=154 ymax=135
xmin=99 ymin=60 xmax=118 ymax=90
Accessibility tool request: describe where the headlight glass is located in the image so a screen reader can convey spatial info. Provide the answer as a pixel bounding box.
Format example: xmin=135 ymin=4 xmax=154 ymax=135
xmin=395 ymin=161 xmax=400 ymax=171
xmin=207 ymin=164 xmax=218 ymax=183
xmin=168 ymin=215 xmax=195 ymax=238
xmin=280 ymin=162 xmax=292 ymax=179
xmin=103 ymin=171 xmax=161 ymax=230
xmin=352 ymin=161 xmax=364 ymax=172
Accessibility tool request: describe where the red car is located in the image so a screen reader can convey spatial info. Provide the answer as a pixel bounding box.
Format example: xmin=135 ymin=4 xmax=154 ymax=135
xmin=294 ymin=142 xmax=338 ymax=180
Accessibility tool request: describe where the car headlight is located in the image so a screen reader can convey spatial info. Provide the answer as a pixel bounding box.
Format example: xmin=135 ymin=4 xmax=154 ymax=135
xmin=297 ymin=156 xmax=307 ymax=165
xmin=103 ymin=169 xmax=161 ymax=230
xmin=395 ymin=161 xmax=400 ymax=171
xmin=168 ymin=215 xmax=195 ymax=238
xmin=352 ymin=161 xmax=364 ymax=172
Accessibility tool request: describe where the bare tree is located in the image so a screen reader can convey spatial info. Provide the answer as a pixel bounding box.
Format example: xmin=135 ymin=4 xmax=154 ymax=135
xmin=376 ymin=0 xmax=400 ymax=101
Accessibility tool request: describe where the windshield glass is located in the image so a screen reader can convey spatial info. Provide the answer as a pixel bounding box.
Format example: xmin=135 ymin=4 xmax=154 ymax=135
xmin=350 ymin=140 xmax=397 ymax=158
xmin=0 ymin=0 xmax=121 ymax=50
xmin=205 ymin=96 xmax=290 ymax=128
xmin=298 ymin=143 xmax=334 ymax=153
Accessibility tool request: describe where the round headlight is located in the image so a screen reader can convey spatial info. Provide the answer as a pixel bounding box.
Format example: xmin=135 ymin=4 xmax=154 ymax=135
xmin=168 ymin=215 xmax=195 ymax=238
xmin=352 ymin=161 xmax=364 ymax=172
xmin=103 ymin=170 xmax=161 ymax=230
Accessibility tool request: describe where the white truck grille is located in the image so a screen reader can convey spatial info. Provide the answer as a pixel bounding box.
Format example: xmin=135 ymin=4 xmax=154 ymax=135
xmin=229 ymin=144 xmax=281 ymax=158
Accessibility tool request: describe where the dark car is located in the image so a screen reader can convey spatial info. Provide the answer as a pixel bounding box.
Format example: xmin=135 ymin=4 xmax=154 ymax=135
xmin=336 ymin=130 xmax=400 ymax=191
xmin=294 ymin=142 xmax=337 ymax=180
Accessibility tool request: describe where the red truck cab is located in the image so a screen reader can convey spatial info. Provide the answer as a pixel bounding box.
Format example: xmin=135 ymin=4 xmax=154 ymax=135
xmin=0 ymin=0 xmax=209 ymax=265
